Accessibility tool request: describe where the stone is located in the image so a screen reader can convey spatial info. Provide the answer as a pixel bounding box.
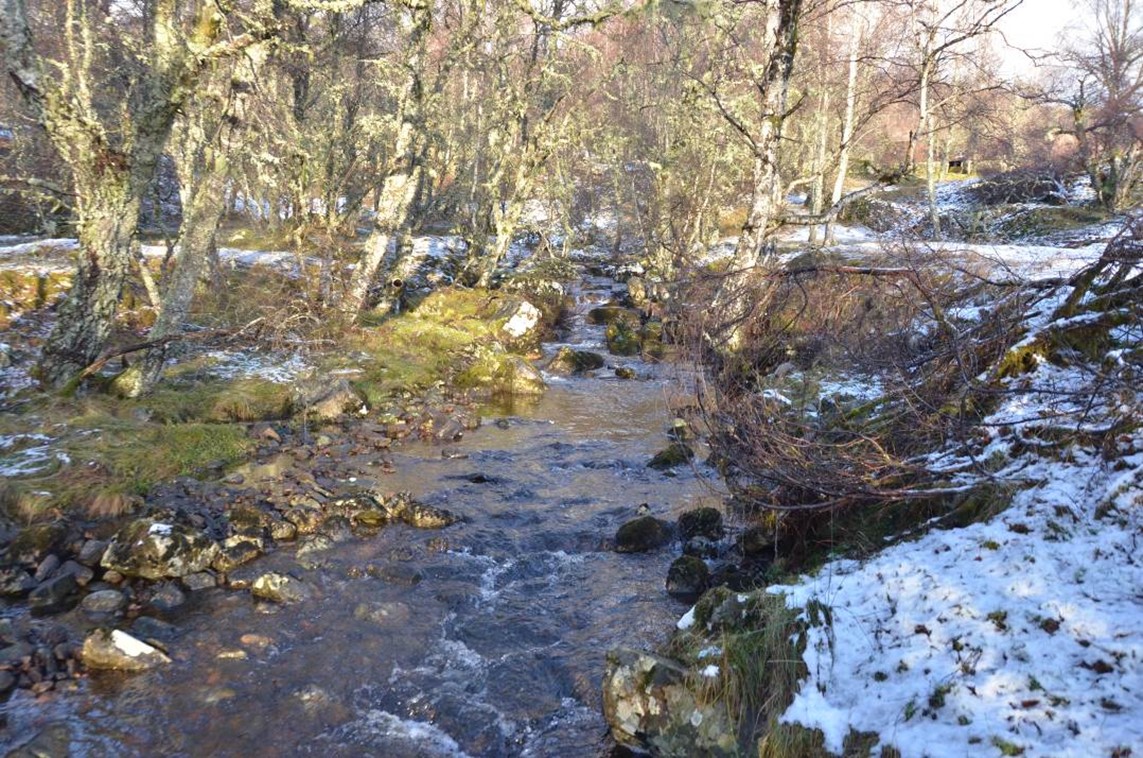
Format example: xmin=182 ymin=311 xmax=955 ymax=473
xmin=131 ymin=616 xmax=179 ymax=644
xmin=546 ymin=347 xmax=605 ymax=375
xmin=587 ymin=305 xmax=640 ymax=327
xmin=666 ymin=556 xmax=710 ymax=600
xmin=182 ymin=572 xmax=218 ymax=591
xmin=353 ymin=601 xmax=411 ymax=627
xmin=683 ymin=536 xmax=719 ymax=559
xmin=7 ymin=723 xmax=74 ymax=758
xmin=251 ymin=572 xmax=310 ymax=604
xmin=58 ymin=560 xmax=95 ymax=587
xmin=615 ymin=366 xmax=637 ymax=380
xmin=0 ymin=670 xmax=14 ymax=693
xmin=33 ymin=554 xmax=60 ymax=582
xmin=0 ymin=567 xmax=36 ymax=597
xmin=677 ymin=507 xmax=724 ymax=542
xmin=606 ymin=321 xmax=643 ymax=356
xmin=212 ymin=539 xmax=263 ymax=574
xmin=80 ymin=589 xmax=127 ymax=616
xmin=284 ymin=506 xmax=324 ymax=535
xmin=496 ymin=297 xmax=544 ymax=350
xmin=739 ymin=525 xmax=773 ymax=560
xmin=6 ymin=522 xmax=68 ymax=566
xmin=648 ymin=442 xmax=694 ymax=470
xmin=28 ymin=573 xmax=78 ymax=615
xmin=401 ymin=501 xmax=460 ymax=529
xmin=82 ymin=629 xmax=171 ymax=671
xmin=147 ymin=582 xmax=186 ymax=613
xmin=614 ymin=516 xmax=673 ymax=553
xmin=602 ymin=648 xmax=736 ymax=756
xmin=101 ymin=519 xmax=220 ymax=580
xmin=296 ymin=376 xmax=367 ymax=420
xmin=76 ymin=539 xmax=108 ymax=566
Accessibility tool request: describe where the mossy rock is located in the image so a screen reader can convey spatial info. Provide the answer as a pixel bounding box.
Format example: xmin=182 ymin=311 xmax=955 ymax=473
xmin=546 ymin=347 xmax=605 ymax=375
xmin=677 ymin=507 xmax=723 ymax=541
xmin=456 ymin=346 xmax=546 ymax=397
xmin=606 ymin=321 xmax=643 ymax=357
xmin=648 ymin=442 xmax=694 ymax=470
xmin=666 ymin=555 xmax=710 ymax=600
xmin=5 ymin=522 xmax=70 ymax=567
xmin=614 ymin=515 xmax=673 ymax=553
xmin=588 ymin=305 xmax=641 ymax=327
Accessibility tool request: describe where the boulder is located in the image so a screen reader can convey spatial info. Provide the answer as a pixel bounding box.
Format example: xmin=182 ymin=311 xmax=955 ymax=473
xmin=602 ymin=648 xmax=736 ymax=757
xmin=80 ymin=589 xmax=127 ymax=616
xmin=251 ymin=572 xmax=311 ymax=604
xmin=677 ymin=507 xmax=724 ymax=542
xmin=295 ymin=376 xmax=367 ymax=420
xmin=0 ymin=567 xmax=36 ymax=597
xmin=605 ymin=321 xmax=642 ymax=357
xmin=587 ymin=305 xmax=640 ymax=327
xmin=496 ymin=297 xmax=544 ymax=351
xmin=546 ymin=347 xmax=605 ymax=375
xmin=614 ymin=516 xmax=673 ymax=553
xmin=82 ymin=629 xmax=171 ymax=671
xmin=6 ymin=522 xmax=68 ymax=567
xmin=648 ymin=443 xmax=694 ymax=470
xmin=28 ymin=573 xmax=78 ymax=615
xmin=666 ymin=556 xmax=710 ymax=600
xmin=101 ymin=519 xmax=220 ymax=580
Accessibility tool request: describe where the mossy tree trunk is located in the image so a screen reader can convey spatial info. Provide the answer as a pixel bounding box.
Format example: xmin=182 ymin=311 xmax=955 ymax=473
xmin=0 ymin=0 xmax=264 ymax=388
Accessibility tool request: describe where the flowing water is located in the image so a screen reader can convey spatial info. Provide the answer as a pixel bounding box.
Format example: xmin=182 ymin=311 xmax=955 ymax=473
xmin=2 ymin=274 xmax=724 ymax=757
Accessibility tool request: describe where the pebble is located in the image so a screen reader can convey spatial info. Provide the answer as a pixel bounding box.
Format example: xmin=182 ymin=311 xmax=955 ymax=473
xmin=33 ymin=555 xmax=60 ymax=583
xmin=80 ymin=589 xmax=126 ymax=615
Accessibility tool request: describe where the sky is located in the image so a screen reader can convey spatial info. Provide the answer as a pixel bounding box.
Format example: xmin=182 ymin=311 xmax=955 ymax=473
xmin=995 ymin=0 xmax=1078 ymax=74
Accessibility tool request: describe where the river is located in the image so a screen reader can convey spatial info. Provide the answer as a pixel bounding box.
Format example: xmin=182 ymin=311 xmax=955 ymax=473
xmin=1 ymin=273 xmax=725 ymax=757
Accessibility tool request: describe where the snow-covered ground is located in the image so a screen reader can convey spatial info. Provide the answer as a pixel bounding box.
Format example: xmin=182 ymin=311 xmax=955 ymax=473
xmin=757 ymin=275 xmax=1142 ymax=755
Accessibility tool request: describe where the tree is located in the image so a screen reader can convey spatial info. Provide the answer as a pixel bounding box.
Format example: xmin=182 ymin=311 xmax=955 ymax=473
xmin=0 ymin=0 xmax=269 ymax=387
xmin=1058 ymin=0 xmax=1143 ymax=210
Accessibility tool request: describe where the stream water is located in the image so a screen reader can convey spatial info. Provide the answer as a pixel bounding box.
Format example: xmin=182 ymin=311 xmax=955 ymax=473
xmin=1 ymin=273 xmax=725 ymax=757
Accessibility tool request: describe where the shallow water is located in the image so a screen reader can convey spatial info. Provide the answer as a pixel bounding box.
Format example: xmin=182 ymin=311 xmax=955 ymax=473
xmin=1 ymin=276 xmax=725 ymax=757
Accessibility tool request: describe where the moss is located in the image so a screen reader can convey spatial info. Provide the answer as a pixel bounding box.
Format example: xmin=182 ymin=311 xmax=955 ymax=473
xmin=606 ymin=320 xmax=643 ymax=356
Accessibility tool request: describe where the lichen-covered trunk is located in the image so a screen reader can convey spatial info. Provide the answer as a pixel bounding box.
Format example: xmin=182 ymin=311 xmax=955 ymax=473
xmin=711 ymin=0 xmax=802 ymax=352
xmin=112 ymin=166 xmax=227 ymax=397
xmin=39 ymin=174 xmax=140 ymax=387
xmin=825 ymin=23 xmax=860 ymax=246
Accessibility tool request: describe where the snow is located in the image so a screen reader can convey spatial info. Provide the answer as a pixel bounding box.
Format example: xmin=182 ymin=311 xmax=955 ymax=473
xmin=198 ymin=350 xmax=311 ymax=384
xmin=766 ymin=316 xmax=1143 ymax=756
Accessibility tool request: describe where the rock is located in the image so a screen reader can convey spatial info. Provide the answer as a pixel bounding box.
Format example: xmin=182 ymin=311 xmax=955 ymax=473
xmin=82 ymin=628 xmax=171 ymax=671
xmin=251 ymin=572 xmax=310 ymax=604
xmin=496 ymin=297 xmax=544 ymax=351
xmin=739 ymin=525 xmax=773 ymax=560
xmin=0 ymin=567 xmax=36 ymax=597
xmin=606 ymin=321 xmax=643 ymax=357
xmin=296 ymin=376 xmax=366 ymax=420
xmin=401 ymin=501 xmax=460 ymax=529
xmin=6 ymin=723 xmax=74 ymax=758
xmin=28 ymin=573 xmax=78 ymax=614
xmin=648 ymin=442 xmax=694 ymax=470
xmin=615 ymin=366 xmax=637 ymax=380
xmin=101 ymin=519 xmax=220 ymax=580
xmin=33 ymin=554 xmax=60 ymax=582
xmin=614 ymin=516 xmax=673 ymax=553
xmin=500 ymin=355 xmax=546 ymax=396
xmin=131 ymin=616 xmax=179 ymax=645
xmin=147 ymin=582 xmax=186 ymax=613
xmin=284 ymin=506 xmax=324 ymax=535
xmin=76 ymin=539 xmax=109 ymax=566
xmin=212 ymin=538 xmax=264 ymax=574
xmin=587 ymin=305 xmax=640 ymax=326
xmin=353 ymin=601 xmax=411 ymax=627
xmin=546 ymin=347 xmax=606 ymax=375
xmin=602 ymin=648 xmax=736 ymax=756
xmin=269 ymin=518 xmax=298 ymax=542
xmin=683 ymin=536 xmax=719 ymax=559
xmin=677 ymin=507 xmax=723 ymax=542
xmin=0 ymin=670 xmax=14 ymax=693
xmin=58 ymin=560 xmax=94 ymax=587
xmin=81 ymin=589 xmax=127 ymax=616
xmin=182 ymin=572 xmax=217 ymax=591
xmin=666 ymin=556 xmax=710 ymax=600
xmin=667 ymin=417 xmax=695 ymax=442
xmin=6 ymin=522 xmax=68 ymax=567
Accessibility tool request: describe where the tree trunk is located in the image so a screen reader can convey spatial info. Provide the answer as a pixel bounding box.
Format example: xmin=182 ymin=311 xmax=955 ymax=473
xmin=826 ymin=19 xmax=861 ymax=246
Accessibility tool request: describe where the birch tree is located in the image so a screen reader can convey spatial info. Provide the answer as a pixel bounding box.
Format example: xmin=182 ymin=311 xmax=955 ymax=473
xmin=0 ymin=0 xmax=269 ymax=387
